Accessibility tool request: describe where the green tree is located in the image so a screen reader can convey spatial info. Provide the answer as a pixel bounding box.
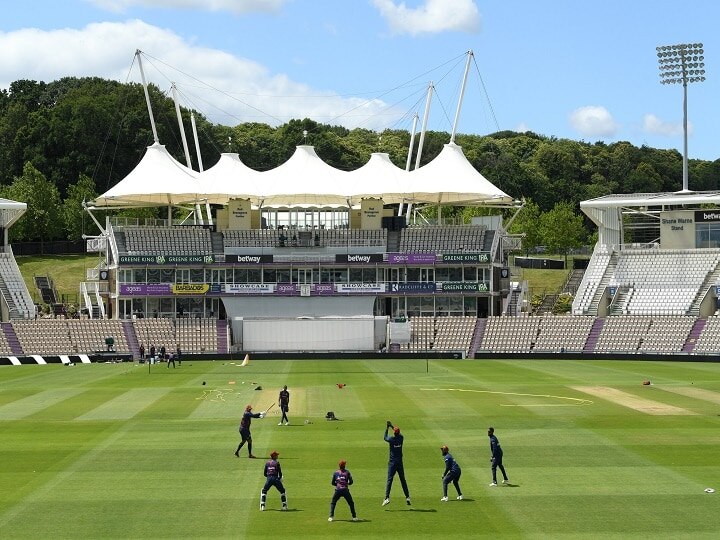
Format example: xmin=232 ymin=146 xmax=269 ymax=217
xmin=538 ymin=201 xmax=586 ymax=263
xmin=508 ymin=199 xmax=542 ymax=255
xmin=1 ymin=162 xmax=62 ymax=242
xmin=63 ymin=174 xmax=99 ymax=241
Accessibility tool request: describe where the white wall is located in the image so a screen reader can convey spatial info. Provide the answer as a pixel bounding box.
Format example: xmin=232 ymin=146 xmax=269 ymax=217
xmin=243 ymin=318 xmax=375 ymax=351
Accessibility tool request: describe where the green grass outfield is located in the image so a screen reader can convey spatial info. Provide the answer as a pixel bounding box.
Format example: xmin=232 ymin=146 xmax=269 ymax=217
xmin=1 ymin=358 xmax=719 ymax=539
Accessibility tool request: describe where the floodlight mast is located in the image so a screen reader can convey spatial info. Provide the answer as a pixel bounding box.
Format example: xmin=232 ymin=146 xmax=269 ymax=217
xmin=656 ymin=43 xmax=705 ymax=192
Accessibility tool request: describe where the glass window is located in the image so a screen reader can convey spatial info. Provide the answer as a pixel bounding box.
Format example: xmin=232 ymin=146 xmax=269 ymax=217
xmin=161 ymin=269 xmax=175 ymax=283
xmin=406 ymin=268 xmax=419 ymax=281
xmin=190 ymin=268 xmax=204 ymax=283
xmin=263 ymin=269 xmax=277 ymax=283
xmin=233 ymin=268 xmax=248 ymax=283
xmin=349 ymin=268 xmax=363 ymax=282
xmin=463 ymin=267 xmax=477 ymax=281
xmin=247 ymin=269 xmax=262 ymax=283
xmin=448 ymin=267 xmax=463 ymax=281
xmin=133 ymin=268 xmax=146 ymax=283
xmin=147 ymin=268 xmax=161 ymax=283
xmin=277 ymin=269 xmax=291 ymax=283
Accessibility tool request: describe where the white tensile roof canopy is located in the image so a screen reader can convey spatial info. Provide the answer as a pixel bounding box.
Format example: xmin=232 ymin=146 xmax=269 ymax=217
xmin=90 ymin=142 xmax=514 ymax=209
xmin=92 ymin=143 xmax=200 ymax=207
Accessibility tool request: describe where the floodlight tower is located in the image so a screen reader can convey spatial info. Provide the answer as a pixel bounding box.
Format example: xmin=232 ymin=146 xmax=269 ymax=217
xmin=656 ymin=43 xmax=705 ymax=192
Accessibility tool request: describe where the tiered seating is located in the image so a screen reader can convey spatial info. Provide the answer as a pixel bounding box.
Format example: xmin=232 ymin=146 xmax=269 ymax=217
xmin=12 ymin=320 xmax=74 ymax=355
xmin=532 ymin=315 xmax=595 ymax=352
xmin=223 ymin=229 xmax=281 ymax=248
xmin=123 ymin=226 xmax=212 ymax=254
xmin=12 ymin=319 xmax=130 ymax=355
xmin=0 ymin=252 xmax=35 ymax=318
xmin=432 ymin=316 xmax=476 ymax=353
xmin=692 ymin=317 xmax=720 ymax=354
xmin=321 ymin=229 xmax=387 ymax=247
xmin=479 ymin=316 xmax=542 ymax=353
xmin=133 ymin=318 xmax=218 ymax=353
xmin=133 ymin=318 xmax=175 ymax=351
xmin=610 ymin=249 xmax=720 ymax=315
xmin=67 ymin=319 xmax=130 ymax=353
xmin=405 ymin=316 xmax=435 ymax=352
xmin=638 ymin=316 xmax=695 ymax=353
xmin=399 ymin=225 xmax=486 ymax=253
xmin=0 ymin=327 xmax=14 ymax=355
xmin=175 ymin=318 xmax=218 ymax=353
xmin=594 ymin=316 xmax=651 ymax=352
xmin=572 ymin=245 xmax=611 ymax=315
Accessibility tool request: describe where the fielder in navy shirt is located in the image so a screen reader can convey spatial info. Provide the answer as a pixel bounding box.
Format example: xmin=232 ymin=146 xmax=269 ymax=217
xmin=440 ymin=445 xmax=463 ymax=501
xmin=488 ymin=427 xmax=509 ymax=486
xmin=328 ymin=460 xmax=358 ymax=521
xmin=382 ymin=421 xmax=411 ymax=506
xmin=260 ymin=450 xmax=288 ymax=511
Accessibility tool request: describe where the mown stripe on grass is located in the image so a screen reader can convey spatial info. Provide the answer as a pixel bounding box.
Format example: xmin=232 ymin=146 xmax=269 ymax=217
xmin=571 ymin=386 xmax=695 ymax=415
xmin=0 ymin=388 xmax=85 ymax=420
xmin=656 ymin=385 xmax=720 ymax=405
xmin=76 ymin=387 xmax=174 ymax=420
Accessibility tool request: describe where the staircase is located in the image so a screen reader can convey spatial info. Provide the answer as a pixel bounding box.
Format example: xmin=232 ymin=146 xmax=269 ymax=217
xmin=563 ymin=269 xmax=585 ymax=295
xmin=587 ymin=252 xmax=618 ymax=315
xmin=469 ymin=317 xmax=486 ymax=357
xmin=113 ymin=231 xmax=127 ymax=255
xmin=608 ymin=286 xmax=631 ymax=315
xmin=386 ymin=229 xmax=401 ymax=253
xmin=216 ymin=319 xmax=229 ymax=353
xmin=689 ymin=263 xmax=720 ymax=316
xmin=1 ymin=322 xmax=23 ymax=355
xmin=34 ymin=276 xmax=57 ymax=304
xmin=122 ymin=320 xmax=140 ymax=359
xmin=583 ymin=318 xmax=603 ymax=351
xmin=682 ymin=318 xmax=706 ymax=353
xmin=211 ymin=231 xmax=225 ymax=256
xmin=535 ymin=292 xmax=558 ymax=314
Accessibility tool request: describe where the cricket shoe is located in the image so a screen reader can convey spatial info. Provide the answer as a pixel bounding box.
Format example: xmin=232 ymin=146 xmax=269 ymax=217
xmin=249 ymin=454 xmax=256 ymax=459
xmin=234 ymin=451 xmax=239 ymax=457
xmin=502 ymin=479 xmax=509 ymax=484
xmin=352 ymin=517 xmax=359 ymax=522
xmin=489 ymin=482 xmax=498 ymax=487
xmin=456 ymin=495 xmax=463 ymax=500
xmin=260 ymin=505 xmax=265 ymax=511
xmin=278 ymin=422 xmax=283 ymax=426
xmin=440 ymin=496 xmax=449 ymax=502
xmin=382 ymin=498 xmax=390 ymax=507
xmin=285 ymin=421 xmax=289 ymax=425
xmin=406 ymin=497 xmax=411 ymax=505
xmin=282 ymin=505 xmax=288 ymax=511
xmin=328 ymin=517 xmax=334 ymax=522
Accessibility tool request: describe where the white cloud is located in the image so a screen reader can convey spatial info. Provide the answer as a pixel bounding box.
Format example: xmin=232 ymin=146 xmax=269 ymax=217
xmin=515 ymin=122 xmax=530 ymax=133
xmin=0 ymin=20 xmax=400 ymax=131
xmin=372 ymin=0 xmax=480 ymax=36
xmin=87 ymin=0 xmax=286 ymax=15
xmin=568 ymin=106 xmax=618 ymax=138
xmin=642 ymin=113 xmax=691 ymax=137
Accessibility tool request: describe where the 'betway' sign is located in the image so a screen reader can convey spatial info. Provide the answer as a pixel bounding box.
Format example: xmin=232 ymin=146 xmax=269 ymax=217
xmin=335 ymin=254 xmax=384 ymax=264
xmin=225 ymin=254 xmax=273 ymax=264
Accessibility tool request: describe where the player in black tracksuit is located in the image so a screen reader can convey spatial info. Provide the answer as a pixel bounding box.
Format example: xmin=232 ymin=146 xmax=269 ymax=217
xmin=278 ymin=385 xmax=290 ymax=425
xmin=328 ymin=460 xmax=358 ymax=521
xmin=488 ymin=427 xmax=509 ymax=486
xmin=260 ymin=451 xmax=288 ymax=511
xmin=382 ymin=421 xmax=411 ymax=506
xmin=440 ymin=445 xmax=463 ymax=501
xmin=234 ymin=405 xmax=263 ymax=458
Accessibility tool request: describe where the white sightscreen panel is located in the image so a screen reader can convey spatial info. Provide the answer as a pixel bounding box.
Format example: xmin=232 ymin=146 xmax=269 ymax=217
xmin=243 ymin=319 xmax=375 ymax=351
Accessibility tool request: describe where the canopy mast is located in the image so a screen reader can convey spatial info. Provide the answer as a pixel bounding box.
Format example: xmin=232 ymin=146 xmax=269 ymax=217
xmin=399 ymin=113 xmax=419 ymax=216
xmin=136 ymin=50 xmax=159 ymax=144
xmin=407 ymin=82 xmax=434 ymax=220
xmin=190 ymin=112 xmax=213 ymax=225
xmin=450 ymin=50 xmax=473 ymax=144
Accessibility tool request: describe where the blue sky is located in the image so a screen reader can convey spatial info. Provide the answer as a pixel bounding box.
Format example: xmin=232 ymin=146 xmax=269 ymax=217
xmin=2 ymin=0 xmax=719 ymax=160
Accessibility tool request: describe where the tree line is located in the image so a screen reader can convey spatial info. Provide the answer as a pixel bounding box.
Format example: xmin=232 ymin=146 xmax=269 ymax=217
xmin=1 ymin=76 xmax=719 ymax=251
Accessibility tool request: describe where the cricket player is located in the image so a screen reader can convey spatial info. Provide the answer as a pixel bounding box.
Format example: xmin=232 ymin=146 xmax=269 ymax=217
xmin=328 ymin=460 xmax=358 ymax=522
xmin=440 ymin=445 xmax=463 ymax=501
xmin=488 ymin=427 xmax=509 ymax=486
xmin=382 ymin=420 xmax=411 ymax=506
xmin=260 ymin=451 xmax=288 ymax=511
xmin=234 ymin=404 xmax=265 ymax=458
xmin=278 ymin=385 xmax=290 ymax=425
